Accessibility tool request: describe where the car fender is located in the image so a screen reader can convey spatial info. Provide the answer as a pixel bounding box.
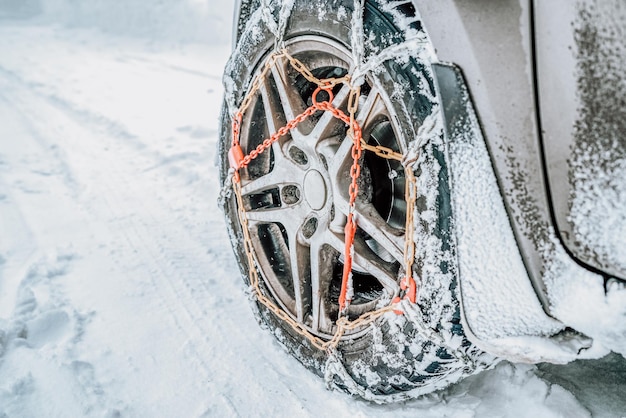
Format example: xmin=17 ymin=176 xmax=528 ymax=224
xmin=415 ymin=0 xmax=626 ymax=358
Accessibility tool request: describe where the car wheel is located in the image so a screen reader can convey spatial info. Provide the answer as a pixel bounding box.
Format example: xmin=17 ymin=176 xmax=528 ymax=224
xmin=219 ymin=0 xmax=490 ymax=402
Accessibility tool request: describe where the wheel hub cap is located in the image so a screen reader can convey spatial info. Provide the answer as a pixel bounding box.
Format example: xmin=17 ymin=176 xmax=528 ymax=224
xmin=303 ymin=169 xmax=326 ymax=210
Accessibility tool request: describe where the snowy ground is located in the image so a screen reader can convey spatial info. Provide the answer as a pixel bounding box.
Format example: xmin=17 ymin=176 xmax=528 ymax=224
xmin=0 ymin=5 xmax=625 ymax=418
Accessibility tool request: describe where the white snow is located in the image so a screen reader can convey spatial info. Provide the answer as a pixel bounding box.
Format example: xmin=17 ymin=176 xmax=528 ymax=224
xmin=0 ymin=0 xmax=625 ymax=416
xmin=444 ymin=87 xmax=585 ymax=363
xmin=570 ymin=156 xmax=626 ymax=276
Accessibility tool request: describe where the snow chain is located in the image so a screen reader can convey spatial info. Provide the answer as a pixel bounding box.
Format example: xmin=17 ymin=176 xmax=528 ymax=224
xmin=228 ymin=50 xmax=418 ymax=352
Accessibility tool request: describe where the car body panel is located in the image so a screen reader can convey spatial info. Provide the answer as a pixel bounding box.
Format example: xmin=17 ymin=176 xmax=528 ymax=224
xmin=433 ymin=62 xmax=595 ymax=363
xmin=413 ymin=0 xmax=554 ymax=309
xmin=534 ymin=0 xmax=626 ymax=280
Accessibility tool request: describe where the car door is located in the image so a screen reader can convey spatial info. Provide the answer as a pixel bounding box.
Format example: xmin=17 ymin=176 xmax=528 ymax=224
xmin=534 ymin=0 xmax=626 ymax=280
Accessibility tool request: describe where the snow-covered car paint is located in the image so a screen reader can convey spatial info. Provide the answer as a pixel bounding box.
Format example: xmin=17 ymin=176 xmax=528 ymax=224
xmin=230 ymin=0 xmax=626 ymax=363
xmin=415 ymin=0 xmax=626 ymax=361
xmin=535 ymin=0 xmax=626 ymax=281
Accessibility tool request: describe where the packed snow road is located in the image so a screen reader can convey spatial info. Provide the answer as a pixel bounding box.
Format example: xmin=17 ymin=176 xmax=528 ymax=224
xmin=0 ymin=20 xmax=624 ymax=417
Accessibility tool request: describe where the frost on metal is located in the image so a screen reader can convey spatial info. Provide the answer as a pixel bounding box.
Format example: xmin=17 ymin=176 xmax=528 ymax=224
xmin=442 ymin=1 xmax=626 ymax=361
xmin=442 ymin=77 xmax=590 ymax=363
xmin=569 ymin=2 xmax=626 ymax=276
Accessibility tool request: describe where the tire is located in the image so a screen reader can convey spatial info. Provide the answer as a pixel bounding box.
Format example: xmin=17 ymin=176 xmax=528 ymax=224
xmin=219 ymin=0 xmax=492 ymax=402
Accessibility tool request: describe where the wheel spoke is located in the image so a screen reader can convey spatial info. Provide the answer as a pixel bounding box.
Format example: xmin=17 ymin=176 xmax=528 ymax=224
xmin=240 ymin=171 xmax=281 ymax=197
xmin=286 ymin=231 xmax=311 ymax=323
xmin=351 ymin=237 xmax=399 ymax=293
xmin=245 ymin=205 xmax=305 ymax=234
xmin=241 ymin=162 xmax=300 ymax=196
xmin=244 ymin=207 xmax=285 ymax=224
xmin=258 ymin=78 xmax=290 ymax=166
xmin=326 ymin=132 xmax=354 ymax=194
xmin=325 ymin=86 xmax=387 ymax=181
xmin=269 ymin=60 xmax=313 ymax=138
xmin=352 ymin=202 xmax=405 ymax=263
xmin=309 ymin=232 xmax=337 ymax=333
xmin=259 ymin=76 xmax=288 ymax=135
xmin=322 ymin=229 xmax=398 ymax=299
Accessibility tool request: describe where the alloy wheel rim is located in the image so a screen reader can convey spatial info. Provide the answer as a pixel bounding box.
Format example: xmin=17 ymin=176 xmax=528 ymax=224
xmin=239 ymin=35 xmax=408 ymax=339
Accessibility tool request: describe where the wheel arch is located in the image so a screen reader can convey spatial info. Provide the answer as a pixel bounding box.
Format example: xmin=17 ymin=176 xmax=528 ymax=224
xmin=415 ymin=0 xmax=626 ymax=359
xmin=412 ymin=0 xmax=555 ymax=306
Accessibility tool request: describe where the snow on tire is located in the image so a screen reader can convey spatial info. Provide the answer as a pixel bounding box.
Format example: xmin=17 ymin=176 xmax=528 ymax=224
xmin=219 ymin=0 xmax=494 ymax=402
